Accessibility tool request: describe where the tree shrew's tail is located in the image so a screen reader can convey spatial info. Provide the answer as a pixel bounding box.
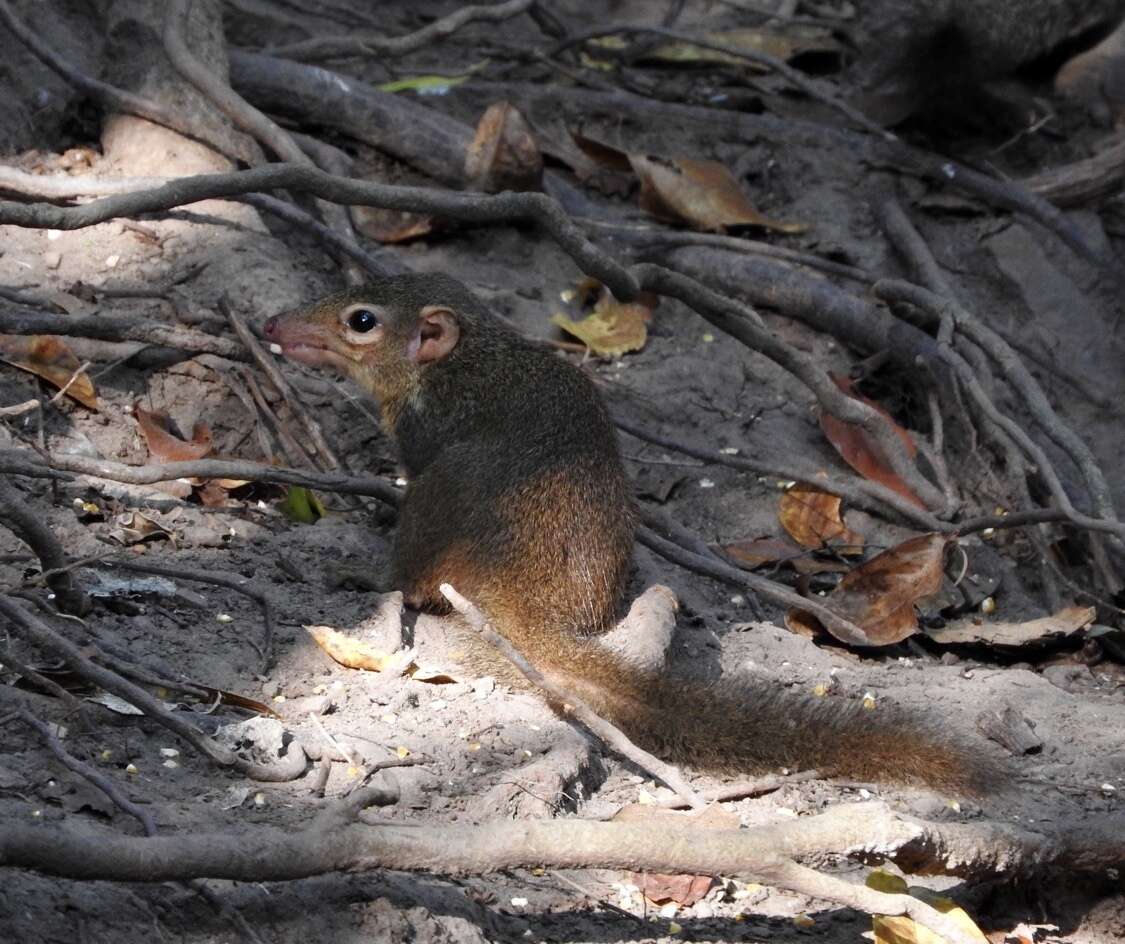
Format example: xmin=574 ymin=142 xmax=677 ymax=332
xmin=494 ymin=623 xmax=1001 ymax=797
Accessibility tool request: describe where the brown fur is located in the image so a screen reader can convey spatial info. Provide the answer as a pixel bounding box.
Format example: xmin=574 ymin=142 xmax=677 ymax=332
xmin=264 ymin=274 xmax=999 ymax=796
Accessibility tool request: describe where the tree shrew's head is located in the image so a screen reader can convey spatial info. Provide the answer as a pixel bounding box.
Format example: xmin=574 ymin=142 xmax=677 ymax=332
xmin=261 ymin=274 xmax=480 ymax=406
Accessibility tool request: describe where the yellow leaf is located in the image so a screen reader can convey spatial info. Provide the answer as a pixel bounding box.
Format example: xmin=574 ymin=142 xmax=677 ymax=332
xmin=550 ymin=279 xmax=653 ymax=357
xmin=304 ymin=624 xmax=414 ymax=674
xmin=868 ymin=869 xmax=989 ymax=944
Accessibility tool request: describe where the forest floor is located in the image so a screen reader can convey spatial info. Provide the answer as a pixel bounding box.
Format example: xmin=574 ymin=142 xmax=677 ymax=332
xmin=1 ymin=1 xmax=1124 ymax=942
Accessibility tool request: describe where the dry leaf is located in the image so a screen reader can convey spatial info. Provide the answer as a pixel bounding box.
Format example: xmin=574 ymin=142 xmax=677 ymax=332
xmin=868 ymin=869 xmax=989 ymax=944
xmin=789 ymin=533 xmax=952 ymax=646
xmin=352 ymin=206 xmax=434 ymax=243
xmin=305 ymin=624 xmax=415 ymax=674
xmin=134 ymin=401 xmax=212 ymax=462
xmin=819 ymin=374 xmax=924 ymax=509
xmin=108 ymin=510 xmax=174 ymax=546
xmin=721 ymin=535 xmax=850 ymax=575
xmin=551 ymin=279 xmax=652 ymax=357
xmin=630 ymin=155 xmax=805 ymax=233
xmin=925 ymin=605 xmax=1095 ymax=647
xmin=0 ymin=335 xmax=97 ymax=409
xmin=779 ymin=484 xmax=864 ymax=552
xmin=464 ymin=101 xmax=543 ymax=192
xmin=409 ymin=665 xmax=461 ymax=684
xmin=722 ymin=535 xmax=803 ymax=568
xmin=571 ymin=131 xmax=634 ymax=172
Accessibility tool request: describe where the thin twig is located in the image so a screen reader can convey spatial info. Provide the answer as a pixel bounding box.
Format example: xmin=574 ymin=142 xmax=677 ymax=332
xmin=264 ymin=0 xmax=536 ymax=60
xmin=219 ymin=295 xmax=340 ymax=471
xmin=440 ymin=582 xmax=707 ymax=810
xmin=548 ymin=24 xmax=893 ymax=140
xmin=0 ymin=595 xmax=303 ymax=781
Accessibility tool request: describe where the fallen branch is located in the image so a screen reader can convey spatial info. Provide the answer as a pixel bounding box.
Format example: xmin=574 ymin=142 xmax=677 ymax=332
xmin=0 ymin=449 xmax=403 ymax=506
xmin=0 ymin=479 xmax=88 ymax=615
xmin=0 ymin=306 xmax=247 ymax=360
xmin=1024 ymin=132 xmax=1125 ymax=207
xmin=4 ymin=801 xmax=1122 ymax=941
xmin=228 ymin=51 xmax=474 ymax=187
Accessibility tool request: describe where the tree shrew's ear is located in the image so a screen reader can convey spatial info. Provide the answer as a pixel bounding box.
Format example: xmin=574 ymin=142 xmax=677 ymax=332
xmin=413 ymin=306 xmax=460 ymax=363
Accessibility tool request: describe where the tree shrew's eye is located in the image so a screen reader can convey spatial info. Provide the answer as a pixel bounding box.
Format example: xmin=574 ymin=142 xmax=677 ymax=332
xmin=347 ymin=308 xmax=379 ymax=333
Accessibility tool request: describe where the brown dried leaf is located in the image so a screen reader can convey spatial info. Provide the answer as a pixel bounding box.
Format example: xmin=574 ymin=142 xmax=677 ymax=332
xmin=108 ymin=510 xmax=174 ymax=546
xmin=925 ymin=605 xmax=1095 ymax=647
xmin=134 ymin=401 xmax=213 ymax=463
xmin=570 ymin=131 xmax=634 ymax=172
xmin=819 ymin=374 xmax=924 ymax=509
xmin=778 ymin=484 xmax=864 ymax=552
xmin=721 ymin=536 xmax=850 ymax=575
xmin=630 ymin=155 xmax=805 ymax=233
xmin=789 ymin=533 xmax=952 ymax=646
xmin=465 ymin=101 xmax=543 ymax=193
xmin=305 ymin=624 xmax=415 ymax=674
xmin=0 ymin=335 xmax=98 ymax=409
xmin=551 ymin=280 xmax=652 ymax=357
xmin=722 ymin=535 xmax=802 ymax=568
xmin=351 ymin=206 xmax=434 ymax=244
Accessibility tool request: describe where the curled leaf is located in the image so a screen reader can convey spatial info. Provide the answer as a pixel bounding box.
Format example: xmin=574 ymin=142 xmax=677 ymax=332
xmin=464 ymin=101 xmax=542 ymax=193
xmin=630 ymin=155 xmax=805 ymax=233
xmin=352 ymin=207 xmax=434 ymax=244
xmin=819 ymin=374 xmax=924 ymax=509
xmin=305 ymin=624 xmax=415 ymax=674
xmin=0 ymin=335 xmax=97 ymax=409
xmin=925 ymin=605 xmax=1096 ymax=647
xmin=551 ymin=279 xmax=652 ymax=357
xmin=108 ymin=510 xmax=175 ymax=546
xmin=134 ymin=401 xmax=212 ymax=462
xmin=721 ymin=536 xmax=850 ymax=575
xmin=778 ymin=484 xmax=864 ymax=552
xmin=788 ymin=532 xmax=952 ymax=646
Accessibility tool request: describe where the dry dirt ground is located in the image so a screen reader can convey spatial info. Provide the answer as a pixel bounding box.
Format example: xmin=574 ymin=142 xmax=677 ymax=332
xmin=1 ymin=1 xmax=1125 ymax=942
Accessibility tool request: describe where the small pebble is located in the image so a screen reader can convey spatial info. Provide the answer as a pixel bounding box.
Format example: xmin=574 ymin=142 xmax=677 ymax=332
xmin=43 ymin=251 xmax=61 ymax=269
